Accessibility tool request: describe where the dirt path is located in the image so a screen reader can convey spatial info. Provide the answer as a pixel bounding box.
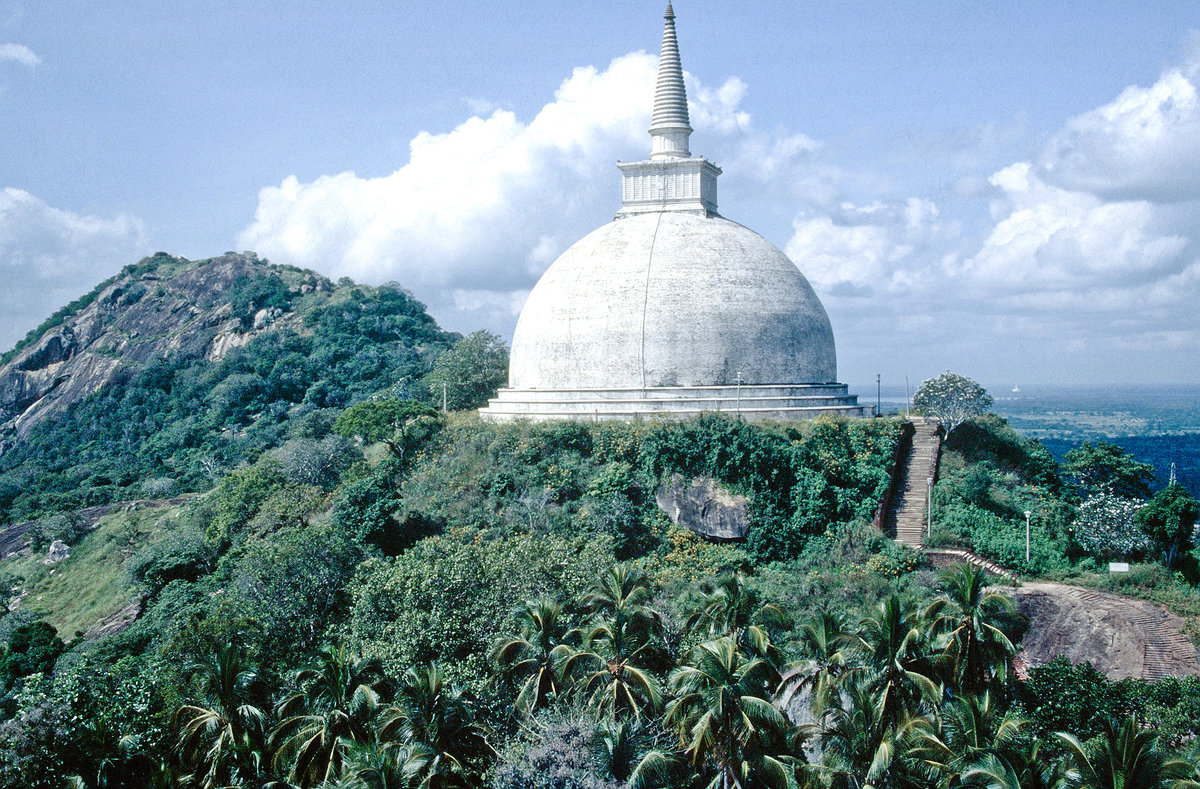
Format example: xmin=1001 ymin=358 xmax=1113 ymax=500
xmin=1013 ymin=581 xmax=1200 ymax=681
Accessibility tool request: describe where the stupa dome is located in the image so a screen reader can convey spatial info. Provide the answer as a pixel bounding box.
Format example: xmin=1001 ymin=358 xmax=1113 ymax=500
xmin=480 ymin=4 xmax=868 ymax=421
xmin=508 ymin=212 xmax=837 ymax=390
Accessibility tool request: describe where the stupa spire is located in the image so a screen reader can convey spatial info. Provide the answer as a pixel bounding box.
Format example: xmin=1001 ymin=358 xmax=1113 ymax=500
xmin=649 ymin=2 xmax=692 ymax=159
xmin=615 ymin=3 xmax=720 ymax=217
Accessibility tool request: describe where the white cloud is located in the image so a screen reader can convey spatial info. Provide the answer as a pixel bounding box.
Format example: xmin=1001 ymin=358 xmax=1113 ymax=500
xmin=0 ymin=188 xmax=148 ymax=350
xmin=239 ymin=52 xmax=795 ymax=335
xmin=239 ymin=53 xmax=659 ymax=332
xmin=0 ymin=43 xmax=39 ymax=67
xmin=1040 ymin=62 xmax=1200 ymax=202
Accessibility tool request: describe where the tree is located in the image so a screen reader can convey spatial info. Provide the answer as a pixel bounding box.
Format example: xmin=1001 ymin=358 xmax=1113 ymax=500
xmin=682 ymin=572 xmax=788 ymax=661
xmin=851 ymin=595 xmax=940 ymax=732
xmin=912 ymin=372 xmax=993 ymax=435
xmin=1056 ymin=715 xmax=1189 ymax=789
xmin=491 ymin=597 xmax=572 ymax=715
xmin=665 ymin=636 xmax=805 ymax=789
xmin=1137 ymin=485 xmax=1200 ymax=566
xmin=561 ymin=565 xmax=665 ymax=721
xmin=776 ymin=610 xmax=852 ymax=720
xmin=333 ymin=399 xmax=442 ymax=461
xmin=175 ymin=645 xmax=272 ymax=789
xmin=420 ymin=330 xmax=509 ymax=411
xmin=911 ymin=692 xmax=1026 ymax=788
xmin=271 ymin=644 xmax=386 ymax=787
xmin=1072 ymin=491 xmax=1148 ymax=562
xmin=377 ymin=663 xmax=493 ymax=788
xmin=922 ymin=563 xmax=1017 ymax=695
xmin=1063 ymin=441 xmax=1158 ymax=500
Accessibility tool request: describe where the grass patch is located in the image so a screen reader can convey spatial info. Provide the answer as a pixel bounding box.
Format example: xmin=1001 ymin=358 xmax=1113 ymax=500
xmin=1 ymin=504 xmax=180 ymax=639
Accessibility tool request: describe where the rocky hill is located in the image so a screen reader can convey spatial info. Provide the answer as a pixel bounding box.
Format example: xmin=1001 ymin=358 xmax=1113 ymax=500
xmin=0 ymin=251 xmax=456 ymax=522
xmin=0 ymin=252 xmax=325 ymax=442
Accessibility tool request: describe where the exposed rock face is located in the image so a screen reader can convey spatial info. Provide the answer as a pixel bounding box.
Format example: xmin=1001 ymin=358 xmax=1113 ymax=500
xmin=1016 ymin=581 xmax=1200 ymax=680
xmin=0 ymin=252 xmax=329 ymax=444
xmin=655 ymin=474 xmax=750 ymax=540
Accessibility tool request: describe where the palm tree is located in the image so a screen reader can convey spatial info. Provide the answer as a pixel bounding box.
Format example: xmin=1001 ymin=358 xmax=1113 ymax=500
xmin=376 ymin=662 xmax=493 ymax=788
xmin=852 ymin=595 xmax=940 ymax=731
xmin=333 ymin=742 xmax=409 ymax=789
xmin=819 ymin=675 xmax=925 ymax=789
xmin=271 ymin=644 xmax=386 ymax=787
xmin=560 ymin=565 xmax=665 ymax=721
xmin=960 ymin=741 xmax=1067 ymax=789
xmin=683 ymin=572 xmax=788 ymax=661
xmin=490 ymin=596 xmax=572 ymax=715
xmin=1055 ymin=715 xmax=1189 ymax=789
xmin=911 ymin=691 xmax=1026 ymax=787
xmin=923 ymin=563 xmax=1017 ymax=695
xmin=175 ymin=644 xmax=272 ymax=789
xmin=777 ymin=610 xmax=852 ymax=720
xmin=665 ymin=635 xmax=806 ymax=789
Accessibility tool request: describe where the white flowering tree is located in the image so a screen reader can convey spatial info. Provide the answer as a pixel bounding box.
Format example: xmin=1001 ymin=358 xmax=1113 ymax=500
xmin=912 ymin=372 xmax=994 ymax=435
xmin=1072 ymin=491 xmax=1147 ymax=562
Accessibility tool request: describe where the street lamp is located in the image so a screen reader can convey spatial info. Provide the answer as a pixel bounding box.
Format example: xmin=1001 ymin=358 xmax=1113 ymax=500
xmin=736 ymin=371 xmax=743 ymax=419
xmin=1025 ymin=510 xmax=1032 ymax=564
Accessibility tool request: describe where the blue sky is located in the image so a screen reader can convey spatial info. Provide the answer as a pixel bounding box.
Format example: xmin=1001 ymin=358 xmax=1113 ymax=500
xmin=2 ymin=1 xmax=1199 ymax=388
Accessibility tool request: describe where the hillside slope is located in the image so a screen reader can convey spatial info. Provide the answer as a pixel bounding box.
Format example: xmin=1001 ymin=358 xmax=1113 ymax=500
xmin=0 ymin=252 xmax=456 ymax=522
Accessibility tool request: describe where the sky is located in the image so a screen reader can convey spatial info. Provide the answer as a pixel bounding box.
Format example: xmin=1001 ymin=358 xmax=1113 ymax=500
xmin=2 ymin=1 xmax=1200 ymax=389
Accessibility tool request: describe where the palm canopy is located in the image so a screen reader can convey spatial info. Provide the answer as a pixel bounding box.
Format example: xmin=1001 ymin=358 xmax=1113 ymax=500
xmin=377 ymin=662 xmax=493 ymax=788
xmin=175 ymin=643 xmax=272 ymax=789
xmin=490 ymin=596 xmax=572 ymax=715
xmin=665 ymin=635 xmax=806 ymax=789
xmin=923 ymin=563 xmax=1018 ymax=695
xmin=1056 ymin=715 xmax=1190 ymax=789
xmin=777 ymin=610 xmax=852 ymax=717
xmin=683 ymin=571 xmax=789 ymax=661
xmin=560 ymin=564 xmax=666 ymax=721
xmin=852 ymin=595 xmax=941 ymax=730
xmin=911 ymin=691 xmax=1027 ymax=787
xmin=271 ymin=643 xmax=386 ymax=787
xmin=819 ymin=674 xmax=926 ymax=789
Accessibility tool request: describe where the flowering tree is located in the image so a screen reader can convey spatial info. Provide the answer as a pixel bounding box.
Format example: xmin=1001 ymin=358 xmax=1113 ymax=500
xmin=913 ymin=372 xmax=993 ymax=435
xmin=1072 ymin=491 xmax=1147 ymax=562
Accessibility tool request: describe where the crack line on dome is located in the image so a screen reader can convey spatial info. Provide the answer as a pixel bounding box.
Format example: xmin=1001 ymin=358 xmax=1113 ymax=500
xmin=640 ymin=213 xmax=664 ymax=391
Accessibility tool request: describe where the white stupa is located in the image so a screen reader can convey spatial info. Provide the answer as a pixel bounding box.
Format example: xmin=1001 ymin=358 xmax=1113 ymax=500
xmin=480 ymin=4 xmax=870 ymax=422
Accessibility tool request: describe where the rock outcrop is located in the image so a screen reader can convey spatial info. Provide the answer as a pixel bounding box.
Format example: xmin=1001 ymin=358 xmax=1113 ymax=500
xmin=0 ymin=252 xmax=330 ymax=444
xmin=655 ymin=474 xmax=751 ymax=540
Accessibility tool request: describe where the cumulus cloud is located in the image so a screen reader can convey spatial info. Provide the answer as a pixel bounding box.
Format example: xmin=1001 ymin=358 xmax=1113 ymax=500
xmin=1039 ymin=60 xmax=1200 ymax=202
xmin=0 ymin=43 xmax=39 ymax=67
xmin=239 ymin=52 xmax=805 ymax=334
xmin=784 ymin=49 xmax=1200 ymax=383
xmin=0 ymin=188 xmax=149 ymax=350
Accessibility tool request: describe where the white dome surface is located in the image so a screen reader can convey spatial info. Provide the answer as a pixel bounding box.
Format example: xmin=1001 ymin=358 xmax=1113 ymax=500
xmin=508 ymin=211 xmax=838 ymax=391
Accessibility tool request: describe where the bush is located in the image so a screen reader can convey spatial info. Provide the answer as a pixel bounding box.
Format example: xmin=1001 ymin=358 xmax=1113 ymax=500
xmin=348 ymin=532 xmax=614 ymax=693
xmin=123 ymin=527 xmax=215 ymax=598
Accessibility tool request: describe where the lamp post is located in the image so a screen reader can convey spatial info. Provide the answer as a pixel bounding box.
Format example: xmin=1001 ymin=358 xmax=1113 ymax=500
xmin=927 ymin=477 xmax=934 ymax=539
xmin=1025 ymin=510 xmax=1032 ymax=564
xmin=736 ymin=371 xmax=742 ymax=419
xmin=876 ymin=373 xmax=881 ymax=416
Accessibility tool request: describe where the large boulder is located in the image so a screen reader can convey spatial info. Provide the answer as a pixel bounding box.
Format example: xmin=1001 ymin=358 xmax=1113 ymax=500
xmin=45 ymin=539 xmax=71 ymax=564
xmin=655 ymin=474 xmax=750 ymax=540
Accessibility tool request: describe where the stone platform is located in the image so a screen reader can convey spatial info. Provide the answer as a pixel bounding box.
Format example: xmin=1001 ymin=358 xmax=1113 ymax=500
xmin=479 ymin=383 xmax=872 ymax=422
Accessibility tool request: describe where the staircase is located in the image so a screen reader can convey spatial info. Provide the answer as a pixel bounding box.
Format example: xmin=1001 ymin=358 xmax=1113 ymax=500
xmin=887 ymin=419 xmax=943 ymax=547
xmin=924 ymin=548 xmax=1019 ymax=584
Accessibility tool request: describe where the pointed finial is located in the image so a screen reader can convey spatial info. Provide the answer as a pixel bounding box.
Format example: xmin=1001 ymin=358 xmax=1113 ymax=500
xmin=649 ymin=2 xmax=691 ymax=159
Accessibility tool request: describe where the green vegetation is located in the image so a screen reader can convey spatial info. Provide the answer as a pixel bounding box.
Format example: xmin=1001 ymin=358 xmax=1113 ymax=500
xmin=0 ymin=262 xmax=464 ymax=524
xmin=4 ymin=314 xmax=1200 ymax=788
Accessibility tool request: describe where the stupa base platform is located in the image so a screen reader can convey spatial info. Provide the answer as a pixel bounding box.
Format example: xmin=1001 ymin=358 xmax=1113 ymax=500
xmin=479 ymin=383 xmax=873 ymax=422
